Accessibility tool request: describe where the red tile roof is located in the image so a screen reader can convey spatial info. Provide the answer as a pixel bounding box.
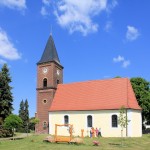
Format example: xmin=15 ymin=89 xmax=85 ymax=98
xmin=49 ymin=78 xmax=141 ymax=111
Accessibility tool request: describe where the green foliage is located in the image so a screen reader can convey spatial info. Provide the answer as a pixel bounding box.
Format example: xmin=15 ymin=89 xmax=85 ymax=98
xmin=118 ymin=106 xmax=130 ymax=146
xmin=24 ymin=100 xmax=29 ymax=121
xmin=130 ymin=77 xmax=150 ymax=125
xmin=4 ymin=114 xmax=22 ymax=136
xmin=114 ymin=76 xmax=121 ymax=78
xmin=19 ymin=100 xmax=24 ymax=122
xmin=0 ymin=125 xmax=13 ymax=137
xmin=29 ymin=117 xmax=39 ymax=131
xmin=18 ymin=99 xmax=29 ymax=133
xmin=0 ymin=64 xmax=13 ymax=123
xmin=118 ymin=106 xmax=129 ymax=130
xmin=29 ymin=117 xmax=40 ymax=132
xmin=30 ymin=118 xmax=40 ymax=125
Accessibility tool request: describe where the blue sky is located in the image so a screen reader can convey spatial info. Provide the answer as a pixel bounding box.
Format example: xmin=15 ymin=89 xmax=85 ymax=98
xmin=0 ymin=0 xmax=150 ymax=117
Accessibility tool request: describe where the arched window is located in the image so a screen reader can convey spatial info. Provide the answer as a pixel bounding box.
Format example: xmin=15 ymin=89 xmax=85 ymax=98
xmin=43 ymin=121 xmax=47 ymax=129
xmin=112 ymin=115 xmax=118 ymax=127
xmin=57 ymin=79 xmax=60 ymax=84
xmin=43 ymin=78 xmax=47 ymax=88
xmin=64 ymin=115 xmax=69 ymax=124
xmin=87 ymin=115 xmax=92 ymax=127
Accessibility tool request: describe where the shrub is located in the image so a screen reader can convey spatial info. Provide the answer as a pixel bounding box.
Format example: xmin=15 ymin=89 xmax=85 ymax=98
xmin=0 ymin=125 xmax=13 ymax=137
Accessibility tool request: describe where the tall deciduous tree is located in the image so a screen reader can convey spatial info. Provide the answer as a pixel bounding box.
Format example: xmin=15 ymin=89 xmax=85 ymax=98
xmin=0 ymin=64 xmax=13 ymax=123
xmin=130 ymin=77 xmax=150 ymax=126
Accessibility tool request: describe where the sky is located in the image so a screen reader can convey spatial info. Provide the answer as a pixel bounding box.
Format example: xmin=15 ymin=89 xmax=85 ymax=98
xmin=0 ymin=0 xmax=150 ymax=117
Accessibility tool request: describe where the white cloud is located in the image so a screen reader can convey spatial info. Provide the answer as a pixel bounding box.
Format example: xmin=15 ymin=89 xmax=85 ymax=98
xmin=0 ymin=28 xmax=21 ymax=60
xmin=41 ymin=0 xmax=51 ymax=16
xmin=122 ymin=60 xmax=130 ymax=68
xmin=113 ymin=55 xmax=130 ymax=68
xmin=0 ymin=59 xmax=7 ymax=65
xmin=40 ymin=6 xmax=49 ymax=16
xmin=126 ymin=26 xmax=140 ymax=41
xmin=113 ymin=55 xmax=124 ymax=62
xmin=42 ymin=0 xmax=51 ymax=6
xmin=0 ymin=0 xmax=26 ymax=10
xmin=54 ymin=0 xmax=117 ymax=36
xmin=104 ymin=21 xmax=112 ymax=32
xmin=106 ymin=0 xmax=118 ymax=13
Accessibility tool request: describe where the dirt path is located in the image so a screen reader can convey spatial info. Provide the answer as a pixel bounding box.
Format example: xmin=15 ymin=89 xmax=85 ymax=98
xmin=0 ymin=133 xmax=32 ymax=141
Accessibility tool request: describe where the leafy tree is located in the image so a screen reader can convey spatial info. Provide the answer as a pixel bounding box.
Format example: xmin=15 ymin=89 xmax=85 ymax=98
xmin=130 ymin=77 xmax=150 ymax=126
xmin=118 ymin=106 xmax=129 ymax=146
xmin=4 ymin=114 xmax=22 ymax=139
xmin=30 ymin=118 xmax=39 ymax=133
xmin=114 ymin=76 xmax=121 ymax=78
xmin=0 ymin=64 xmax=13 ymax=123
xmin=29 ymin=117 xmax=36 ymax=131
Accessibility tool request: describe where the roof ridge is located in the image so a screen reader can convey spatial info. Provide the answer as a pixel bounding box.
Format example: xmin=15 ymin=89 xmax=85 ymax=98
xmin=62 ymin=77 xmax=129 ymax=85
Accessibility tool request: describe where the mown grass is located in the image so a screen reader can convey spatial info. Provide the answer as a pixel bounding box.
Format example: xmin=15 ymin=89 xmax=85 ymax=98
xmin=0 ymin=134 xmax=150 ymax=150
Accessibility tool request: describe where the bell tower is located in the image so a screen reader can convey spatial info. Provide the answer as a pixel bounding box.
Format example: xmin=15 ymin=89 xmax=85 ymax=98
xmin=36 ymin=35 xmax=63 ymax=133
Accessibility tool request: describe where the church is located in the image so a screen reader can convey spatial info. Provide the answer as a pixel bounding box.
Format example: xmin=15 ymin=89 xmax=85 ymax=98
xmin=36 ymin=34 xmax=142 ymax=137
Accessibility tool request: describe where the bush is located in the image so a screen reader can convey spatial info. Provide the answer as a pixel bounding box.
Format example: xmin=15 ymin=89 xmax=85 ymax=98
xmin=0 ymin=125 xmax=13 ymax=137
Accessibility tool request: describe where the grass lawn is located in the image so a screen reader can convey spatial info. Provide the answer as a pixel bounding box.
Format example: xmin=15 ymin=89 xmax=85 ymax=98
xmin=0 ymin=134 xmax=150 ymax=150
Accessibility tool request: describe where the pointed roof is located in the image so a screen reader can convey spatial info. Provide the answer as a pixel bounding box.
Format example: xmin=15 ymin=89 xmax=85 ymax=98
xmin=37 ymin=35 xmax=62 ymax=66
xmin=49 ymin=78 xmax=141 ymax=111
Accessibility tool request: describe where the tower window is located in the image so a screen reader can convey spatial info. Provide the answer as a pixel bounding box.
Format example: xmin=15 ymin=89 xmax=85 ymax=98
xmin=57 ymin=79 xmax=59 ymax=84
xmin=43 ymin=99 xmax=47 ymax=104
xmin=87 ymin=115 xmax=92 ymax=127
xmin=112 ymin=115 xmax=118 ymax=127
xmin=43 ymin=78 xmax=47 ymax=88
xmin=64 ymin=115 xmax=69 ymax=124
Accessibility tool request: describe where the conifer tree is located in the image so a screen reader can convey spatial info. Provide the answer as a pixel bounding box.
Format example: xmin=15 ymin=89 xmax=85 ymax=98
xmin=0 ymin=64 xmax=13 ymax=123
xmin=19 ymin=100 xmax=24 ymax=121
xmin=24 ymin=99 xmax=29 ymax=132
xmin=18 ymin=99 xmax=29 ymax=132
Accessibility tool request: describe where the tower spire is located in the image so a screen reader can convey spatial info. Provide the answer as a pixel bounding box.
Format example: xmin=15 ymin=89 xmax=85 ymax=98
xmin=37 ymin=35 xmax=62 ymax=67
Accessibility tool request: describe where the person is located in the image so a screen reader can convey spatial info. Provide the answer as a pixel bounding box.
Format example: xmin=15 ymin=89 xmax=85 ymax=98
xmin=98 ymin=128 xmax=102 ymax=137
xmin=92 ymin=127 xmax=95 ymax=137
xmin=95 ymin=128 xmax=99 ymax=137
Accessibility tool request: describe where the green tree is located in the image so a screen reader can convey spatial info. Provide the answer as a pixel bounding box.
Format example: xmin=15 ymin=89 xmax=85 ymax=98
xmin=18 ymin=100 xmax=25 ymax=132
xmin=19 ymin=100 xmax=24 ymax=121
xmin=118 ymin=106 xmax=129 ymax=146
xmin=130 ymin=77 xmax=150 ymax=126
xmin=18 ymin=99 xmax=29 ymax=133
xmin=24 ymin=99 xmax=29 ymax=133
xmin=0 ymin=64 xmax=13 ymax=123
xmin=30 ymin=118 xmax=40 ymax=133
xmin=4 ymin=114 xmax=22 ymax=139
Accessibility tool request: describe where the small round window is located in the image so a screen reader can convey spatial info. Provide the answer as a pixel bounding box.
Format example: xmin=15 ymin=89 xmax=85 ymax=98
xmin=43 ymin=99 xmax=47 ymax=104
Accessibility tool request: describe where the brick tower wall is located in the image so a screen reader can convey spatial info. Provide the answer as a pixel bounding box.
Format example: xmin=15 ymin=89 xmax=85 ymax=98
xmin=36 ymin=62 xmax=63 ymax=133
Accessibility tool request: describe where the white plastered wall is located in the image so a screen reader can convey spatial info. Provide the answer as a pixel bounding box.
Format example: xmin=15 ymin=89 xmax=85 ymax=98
xmin=49 ymin=109 xmax=142 ymax=137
